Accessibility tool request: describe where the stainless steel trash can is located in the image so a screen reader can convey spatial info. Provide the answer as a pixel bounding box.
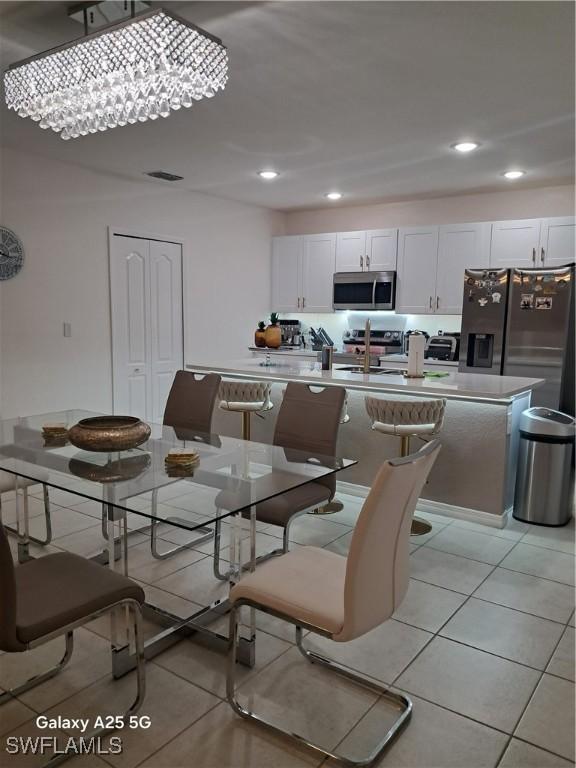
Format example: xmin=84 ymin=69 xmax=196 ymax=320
xmin=514 ymin=408 xmax=575 ymax=526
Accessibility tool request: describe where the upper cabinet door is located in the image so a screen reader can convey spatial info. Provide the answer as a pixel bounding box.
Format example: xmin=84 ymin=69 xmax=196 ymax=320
xmin=335 ymin=231 xmax=366 ymax=272
xmin=436 ymin=223 xmax=490 ymax=314
xmin=365 ymin=229 xmax=398 ymax=271
xmin=396 ymin=227 xmax=439 ymax=314
xmin=539 ymin=217 xmax=575 ymax=267
xmin=272 ymin=236 xmax=301 ymax=312
xmin=301 ymin=233 xmax=336 ymax=312
xmin=490 ymin=219 xmax=541 ymax=268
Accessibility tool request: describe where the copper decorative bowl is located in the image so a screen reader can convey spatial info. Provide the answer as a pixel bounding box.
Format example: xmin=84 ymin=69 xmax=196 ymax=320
xmin=67 ymin=416 xmax=151 ymax=452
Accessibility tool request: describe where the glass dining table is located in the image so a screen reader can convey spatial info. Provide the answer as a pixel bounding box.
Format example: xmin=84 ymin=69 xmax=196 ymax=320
xmin=0 ymin=410 xmax=356 ymax=676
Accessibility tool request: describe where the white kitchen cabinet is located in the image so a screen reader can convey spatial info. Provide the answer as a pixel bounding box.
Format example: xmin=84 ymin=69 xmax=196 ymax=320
xmin=301 ymin=233 xmax=336 ymax=312
xmin=366 ymin=229 xmax=398 ymax=271
xmin=490 ymin=219 xmax=541 ymax=268
xmin=272 ymin=233 xmax=335 ymax=313
xmin=335 ymin=229 xmax=397 ymax=272
xmin=396 ymin=227 xmax=439 ymax=314
xmin=272 ymin=236 xmax=301 ymax=312
xmin=539 ymin=217 xmax=575 ymax=267
xmin=435 ymin=222 xmax=490 ymax=314
xmin=336 ymin=231 xmax=366 ymax=272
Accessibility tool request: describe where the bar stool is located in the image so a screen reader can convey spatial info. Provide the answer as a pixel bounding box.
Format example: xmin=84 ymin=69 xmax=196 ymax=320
xmin=365 ymin=396 xmax=446 ymax=535
xmin=309 ymin=392 xmax=350 ymax=515
xmin=219 ymin=381 xmax=273 ymax=440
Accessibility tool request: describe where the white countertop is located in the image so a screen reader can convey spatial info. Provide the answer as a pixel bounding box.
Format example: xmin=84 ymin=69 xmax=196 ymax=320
xmin=187 ymin=358 xmax=543 ymax=401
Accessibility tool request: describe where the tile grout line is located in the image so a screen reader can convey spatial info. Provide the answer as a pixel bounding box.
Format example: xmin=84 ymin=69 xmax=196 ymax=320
xmin=493 ymin=619 xmax=573 ymax=767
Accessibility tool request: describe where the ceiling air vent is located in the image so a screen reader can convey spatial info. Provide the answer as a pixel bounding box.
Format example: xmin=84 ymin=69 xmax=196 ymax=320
xmin=145 ymin=171 xmax=184 ymax=182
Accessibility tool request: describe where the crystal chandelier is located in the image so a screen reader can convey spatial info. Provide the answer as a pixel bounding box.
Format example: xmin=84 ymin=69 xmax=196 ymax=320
xmin=3 ymin=8 xmax=228 ymax=140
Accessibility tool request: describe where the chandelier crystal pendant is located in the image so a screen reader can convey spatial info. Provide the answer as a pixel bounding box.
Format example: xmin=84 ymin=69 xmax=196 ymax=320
xmin=3 ymin=8 xmax=228 ymax=140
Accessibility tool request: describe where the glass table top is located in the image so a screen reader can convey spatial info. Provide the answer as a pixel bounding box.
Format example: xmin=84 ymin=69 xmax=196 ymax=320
xmin=0 ymin=410 xmax=356 ymax=532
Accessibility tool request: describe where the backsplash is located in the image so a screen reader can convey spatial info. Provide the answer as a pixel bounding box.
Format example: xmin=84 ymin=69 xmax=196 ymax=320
xmin=281 ymin=312 xmax=461 ymax=350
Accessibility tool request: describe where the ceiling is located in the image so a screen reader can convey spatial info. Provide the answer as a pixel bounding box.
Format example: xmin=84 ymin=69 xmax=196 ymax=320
xmin=0 ymin=1 xmax=574 ymax=211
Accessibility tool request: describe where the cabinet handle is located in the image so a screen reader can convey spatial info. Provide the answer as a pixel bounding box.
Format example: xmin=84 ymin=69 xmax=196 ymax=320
xmin=429 ymin=296 xmax=433 ymax=309
xmin=541 ymin=247 xmax=545 ymax=264
xmin=302 ymin=297 xmax=306 ymax=308
xmin=297 ymin=297 xmax=300 ymax=309
xmin=436 ymin=296 xmax=440 ymax=309
xmin=366 ymin=254 xmax=370 ymax=269
xmin=360 ymin=255 xmax=364 ymax=270
xmin=532 ymin=247 xmax=536 ymax=264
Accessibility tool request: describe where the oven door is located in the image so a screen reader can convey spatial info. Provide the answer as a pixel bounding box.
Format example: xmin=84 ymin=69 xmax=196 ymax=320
xmin=333 ymin=271 xmax=396 ymax=310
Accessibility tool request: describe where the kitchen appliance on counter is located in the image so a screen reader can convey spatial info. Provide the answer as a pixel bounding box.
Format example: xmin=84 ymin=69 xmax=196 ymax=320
xmin=425 ymin=332 xmax=460 ymax=361
xmin=343 ymin=328 xmax=403 ymax=357
xmin=309 ymin=326 xmax=335 ymax=350
xmin=279 ymin=319 xmax=302 ymax=347
xmin=333 ymin=271 xmax=396 ymax=311
xmin=459 ymin=265 xmax=575 ymax=413
xmin=403 ymin=330 xmax=430 ymax=355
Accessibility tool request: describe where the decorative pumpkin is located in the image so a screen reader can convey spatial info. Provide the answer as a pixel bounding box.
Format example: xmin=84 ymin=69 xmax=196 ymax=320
xmin=265 ymin=312 xmax=282 ymax=348
xmin=254 ymin=321 xmax=267 ymax=348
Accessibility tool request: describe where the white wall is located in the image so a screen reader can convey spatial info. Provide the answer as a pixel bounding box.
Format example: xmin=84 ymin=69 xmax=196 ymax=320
xmin=284 ymin=184 xmax=575 ymax=234
xmin=0 ymin=147 xmax=282 ymax=417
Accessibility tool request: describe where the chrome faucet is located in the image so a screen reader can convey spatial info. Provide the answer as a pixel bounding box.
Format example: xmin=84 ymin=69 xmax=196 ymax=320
xmin=363 ymin=318 xmax=371 ymax=373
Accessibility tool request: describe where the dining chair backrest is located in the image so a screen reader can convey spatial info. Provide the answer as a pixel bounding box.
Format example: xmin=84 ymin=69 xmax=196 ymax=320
xmin=333 ymin=440 xmax=441 ymax=643
xmin=163 ymin=371 xmax=222 ymax=433
xmin=0 ymin=523 xmax=23 ymax=652
xmin=273 ymin=383 xmax=346 ymax=497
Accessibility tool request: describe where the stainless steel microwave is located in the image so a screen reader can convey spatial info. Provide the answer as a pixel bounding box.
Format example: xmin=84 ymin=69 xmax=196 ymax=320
xmin=333 ymin=271 xmax=396 ymax=311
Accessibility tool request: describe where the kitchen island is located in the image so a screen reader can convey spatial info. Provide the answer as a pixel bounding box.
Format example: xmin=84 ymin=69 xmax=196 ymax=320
xmin=187 ymin=358 xmax=543 ymax=525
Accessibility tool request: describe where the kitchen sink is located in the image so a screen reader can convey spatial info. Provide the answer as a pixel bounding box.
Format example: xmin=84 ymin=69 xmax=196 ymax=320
xmin=335 ymin=366 xmax=399 ymax=375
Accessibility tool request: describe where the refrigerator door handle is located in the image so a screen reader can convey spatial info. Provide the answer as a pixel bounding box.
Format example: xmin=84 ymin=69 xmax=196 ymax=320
xmin=541 ymin=247 xmax=545 ymax=264
xmin=532 ymin=247 xmax=536 ymax=264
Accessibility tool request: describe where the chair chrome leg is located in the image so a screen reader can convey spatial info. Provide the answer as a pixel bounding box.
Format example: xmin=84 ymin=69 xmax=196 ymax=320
xmin=1 ymin=484 xmax=53 ymax=547
xmin=227 ymin=603 xmax=412 ymax=768
xmin=0 ymin=632 xmax=74 ymax=705
xmin=213 ymin=517 xmax=230 ymax=581
xmin=43 ymin=603 xmax=146 ymax=768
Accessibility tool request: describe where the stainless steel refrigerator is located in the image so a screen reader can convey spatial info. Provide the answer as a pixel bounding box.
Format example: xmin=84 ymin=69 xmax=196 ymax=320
xmin=459 ymin=265 xmax=574 ymax=414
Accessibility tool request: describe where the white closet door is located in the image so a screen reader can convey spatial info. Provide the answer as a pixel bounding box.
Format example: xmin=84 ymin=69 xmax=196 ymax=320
xmin=110 ymin=236 xmax=152 ymax=419
xmin=149 ymin=240 xmax=183 ymax=423
xmin=111 ymin=235 xmax=183 ymax=422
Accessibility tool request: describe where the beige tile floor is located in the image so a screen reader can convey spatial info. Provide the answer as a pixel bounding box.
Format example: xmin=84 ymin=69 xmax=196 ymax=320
xmin=2 ymin=489 xmax=575 ymax=768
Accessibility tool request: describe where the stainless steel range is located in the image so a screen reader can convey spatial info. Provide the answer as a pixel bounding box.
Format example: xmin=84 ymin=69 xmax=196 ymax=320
xmin=339 ymin=328 xmax=403 ymax=365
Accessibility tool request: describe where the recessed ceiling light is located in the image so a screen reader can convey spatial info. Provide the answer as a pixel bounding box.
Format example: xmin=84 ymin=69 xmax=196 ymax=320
xmin=503 ymin=170 xmax=526 ymax=180
xmin=451 ymin=141 xmax=480 ymax=153
xmin=257 ymin=170 xmax=279 ymax=180
xmin=325 ymin=192 xmax=343 ymax=200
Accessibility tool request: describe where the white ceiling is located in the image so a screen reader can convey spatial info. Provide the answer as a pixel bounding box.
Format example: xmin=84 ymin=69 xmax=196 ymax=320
xmin=0 ymin=1 xmax=574 ymax=211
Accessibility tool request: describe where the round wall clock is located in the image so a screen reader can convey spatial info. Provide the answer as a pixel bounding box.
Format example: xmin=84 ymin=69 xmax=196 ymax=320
xmin=0 ymin=226 xmax=24 ymax=280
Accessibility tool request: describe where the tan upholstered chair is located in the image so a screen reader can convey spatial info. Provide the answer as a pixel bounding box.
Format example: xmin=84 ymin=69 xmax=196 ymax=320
xmin=0 ymin=524 xmax=146 ymax=762
xmin=226 ymin=440 xmax=441 ymax=767
xmin=213 ymin=382 xmax=346 ymax=579
xmin=219 ymin=380 xmax=274 ymax=440
xmin=163 ymin=370 xmax=222 ymax=434
xmin=149 ymin=370 xmax=222 ymax=559
xmin=365 ymin=396 xmax=446 ymax=536
xmin=0 ymin=471 xmax=52 ymax=557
